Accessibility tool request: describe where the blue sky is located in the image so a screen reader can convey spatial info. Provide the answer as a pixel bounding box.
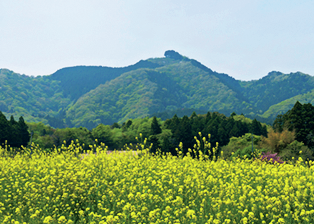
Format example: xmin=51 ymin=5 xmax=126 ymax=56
xmin=1 ymin=0 xmax=313 ymax=81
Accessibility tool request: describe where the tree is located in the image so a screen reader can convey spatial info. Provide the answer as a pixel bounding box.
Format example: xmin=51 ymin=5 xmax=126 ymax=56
xmin=229 ymin=124 xmax=241 ymax=138
xmin=110 ymin=122 xmax=120 ymax=129
xmin=250 ymin=119 xmax=264 ymax=136
xmin=273 ymin=101 xmax=314 ymax=147
xmin=174 ymin=116 xmax=193 ymax=154
xmin=273 ymin=114 xmax=284 ymax=132
xmin=165 ymin=114 xmax=180 ymax=132
xmin=205 ymin=112 xmax=212 ymax=124
xmin=259 ymin=129 xmax=295 ymax=154
xmin=0 ymin=111 xmax=11 ymax=145
xmin=230 ymin=112 xmax=237 ymax=117
xmin=150 ymin=116 xmax=162 ymax=135
xmin=92 ymin=124 xmax=114 ymax=148
xmin=122 ymin=119 xmax=133 ymax=131
xmin=9 ymin=115 xmax=21 ymax=147
xmin=148 ymin=135 xmax=160 ymax=154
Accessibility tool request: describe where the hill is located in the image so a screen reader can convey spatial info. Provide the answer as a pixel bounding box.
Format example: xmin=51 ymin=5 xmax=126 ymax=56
xmin=1 ymin=50 xmax=314 ymax=129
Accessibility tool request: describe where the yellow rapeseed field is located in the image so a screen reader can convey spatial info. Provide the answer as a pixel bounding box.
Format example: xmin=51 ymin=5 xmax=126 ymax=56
xmin=0 ymin=135 xmax=314 ymax=224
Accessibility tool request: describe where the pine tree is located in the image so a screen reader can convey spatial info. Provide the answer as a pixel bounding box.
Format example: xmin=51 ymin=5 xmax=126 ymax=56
xmin=151 ymin=116 xmax=162 ymax=135
xmin=205 ymin=112 xmax=212 ymax=124
xmin=9 ymin=115 xmax=21 ymax=147
xmin=250 ymin=119 xmax=263 ymax=135
xmin=274 ymin=101 xmax=314 ymax=146
xmin=0 ymin=111 xmax=11 ymax=145
xmin=174 ymin=116 xmax=192 ymax=154
xmin=148 ymin=135 xmax=160 ymax=154
xmin=229 ymin=124 xmax=241 ymax=138
xmin=190 ymin=111 xmax=197 ymax=120
xmin=18 ymin=116 xmax=30 ymax=147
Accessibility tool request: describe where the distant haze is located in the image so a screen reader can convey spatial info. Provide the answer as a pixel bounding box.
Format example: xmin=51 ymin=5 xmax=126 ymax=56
xmin=1 ymin=0 xmax=313 ymax=81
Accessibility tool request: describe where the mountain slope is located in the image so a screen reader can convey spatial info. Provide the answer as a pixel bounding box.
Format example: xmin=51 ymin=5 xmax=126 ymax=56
xmin=48 ymin=60 xmax=163 ymax=101
xmin=66 ymin=58 xmax=257 ymax=129
xmin=65 ymin=68 xmax=188 ymax=129
xmin=262 ymin=89 xmax=314 ymax=119
xmin=240 ymin=71 xmax=314 ymax=112
xmin=0 ymin=69 xmax=71 ymax=123
xmin=1 ymin=50 xmax=314 ymax=129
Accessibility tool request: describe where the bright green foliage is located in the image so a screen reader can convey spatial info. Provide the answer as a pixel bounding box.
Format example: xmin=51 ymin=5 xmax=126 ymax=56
xmin=221 ymin=133 xmax=264 ymax=159
xmin=91 ymin=124 xmax=114 ymax=149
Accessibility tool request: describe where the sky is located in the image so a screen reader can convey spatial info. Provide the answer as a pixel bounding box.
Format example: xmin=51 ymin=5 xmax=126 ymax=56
xmin=1 ymin=0 xmax=313 ymax=81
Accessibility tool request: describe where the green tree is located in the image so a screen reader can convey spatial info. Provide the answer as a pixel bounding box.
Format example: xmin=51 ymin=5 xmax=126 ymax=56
xmin=273 ymin=101 xmax=314 ymax=147
xmin=9 ymin=116 xmax=21 ymax=147
xmin=148 ymin=135 xmax=161 ymax=154
xmin=110 ymin=122 xmax=120 ymax=129
xmin=0 ymin=111 xmax=11 ymax=145
xmin=174 ymin=115 xmax=193 ymax=154
xmin=18 ymin=116 xmax=30 ymax=147
xmin=122 ymin=119 xmax=133 ymax=131
xmin=150 ymin=116 xmax=162 ymax=135
xmin=92 ymin=124 xmax=114 ymax=148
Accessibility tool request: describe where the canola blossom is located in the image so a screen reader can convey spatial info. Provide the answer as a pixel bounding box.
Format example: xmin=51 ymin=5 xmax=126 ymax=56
xmin=0 ymin=138 xmax=314 ymax=224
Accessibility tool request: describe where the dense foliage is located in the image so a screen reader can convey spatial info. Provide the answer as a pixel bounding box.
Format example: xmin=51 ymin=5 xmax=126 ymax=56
xmin=0 ymin=111 xmax=29 ymax=148
xmin=273 ymin=101 xmax=314 ymax=148
xmin=1 ymin=51 xmax=314 ymax=129
xmin=22 ymin=111 xmax=268 ymax=160
xmin=240 ymin=71 xmax=314 ymax=112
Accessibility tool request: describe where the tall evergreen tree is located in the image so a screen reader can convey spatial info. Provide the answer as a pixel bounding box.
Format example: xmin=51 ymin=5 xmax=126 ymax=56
xmin=9 ymin=115 xmax=21 ymax=147
xmin=148 ymin=135 xmax=160 ymax=154
xmin=0 ymin=111 xmax=11 ymax=145
xmin=250 ymin=119 xmax=263 ymax=135
xmin=151 ymin=116 xmax=162 ymax=135
xmin=229 ymin=124 xmax=241 ymax=138
xmin=273 ymin=114 xmax=284 ymax=132
xmin=191 ymin=116 xmax=205 ymax=138
xmin=174 ymin=115 xmax=193 ymax=154
xmin=18 ymin=116 xmax=30 ymax=147
xmin=205 ymin=112 xmax=212 ymax=124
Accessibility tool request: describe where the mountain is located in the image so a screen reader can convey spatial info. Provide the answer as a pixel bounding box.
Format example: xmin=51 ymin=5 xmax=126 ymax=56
xmin=240 ymin=71 xmax=314 ymax=112
xmin=1 ymin=50 xmax=313 ymax=129
xmin=261 ymin=89 xmax=314 ymax=119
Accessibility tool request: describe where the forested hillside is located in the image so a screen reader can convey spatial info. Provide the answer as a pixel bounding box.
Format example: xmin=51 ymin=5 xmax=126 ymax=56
xmin=1 ymin=50 xmax=314 ymax=129
xmin=240 ymin=71 xmax=314 ymax=112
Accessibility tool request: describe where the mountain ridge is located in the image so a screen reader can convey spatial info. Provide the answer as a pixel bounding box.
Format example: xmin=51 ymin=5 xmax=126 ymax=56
xmin=1 ymin=50 xmax=313 ymax=129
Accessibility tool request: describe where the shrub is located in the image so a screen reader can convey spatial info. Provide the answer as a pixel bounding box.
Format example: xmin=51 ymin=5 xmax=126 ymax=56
xmin=257 ymin=151 xmax=285 ymax=164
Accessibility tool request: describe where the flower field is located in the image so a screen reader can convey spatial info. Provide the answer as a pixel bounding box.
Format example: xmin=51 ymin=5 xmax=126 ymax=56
xmin=0 ymin=138 xmax=314 ymax=224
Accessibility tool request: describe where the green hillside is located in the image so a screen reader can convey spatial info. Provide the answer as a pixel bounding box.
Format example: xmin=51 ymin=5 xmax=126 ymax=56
xmin=0 ymin=69 xmax=70 ymax=124
xmin=240 ymin=71 xmax=314 ymax=112
xmin=262 ymin=89 xmax=314 ymax=119
xmin=1 ymin=50 xmax=314 ymax=129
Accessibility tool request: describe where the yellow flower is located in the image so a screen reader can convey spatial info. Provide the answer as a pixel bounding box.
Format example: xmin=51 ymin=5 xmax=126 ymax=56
xmin=58 ymin=216 xmax=67 ymax=223
xmin=43 ymin=216 xmax=53 ymax=223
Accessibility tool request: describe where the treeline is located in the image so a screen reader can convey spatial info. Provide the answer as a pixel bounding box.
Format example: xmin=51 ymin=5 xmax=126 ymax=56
xmin=273 ymin=101 xmax=314 ymax=148
xmin=221 ymin=101 xmax=314 ymax=162
xmin=0 ymin=111 xmax=30 ymax=147
xmin=24 ymin=111 xmax=267 ymax=156
xmin=2 ymin=101 xmax=314 ymax=163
